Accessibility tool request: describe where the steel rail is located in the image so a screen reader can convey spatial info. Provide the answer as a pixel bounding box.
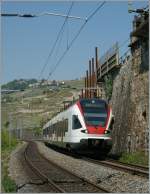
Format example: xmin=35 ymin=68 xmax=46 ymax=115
xmin=43 ymin=143 xmax=148 ymax=178
xmin=81 ymin=157 xmax=149 ymax=178
xmin=38 ymin=147 xmax=110 ymax=193
xmin=24 ymin=143 xmax=66 ymax=193
xmin=106 ymin=158 xmax=149 ymax=171
xmin=24 ymin=141 xmax=110 ymax=193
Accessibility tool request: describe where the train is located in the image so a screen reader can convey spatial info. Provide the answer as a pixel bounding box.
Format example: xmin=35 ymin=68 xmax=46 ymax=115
xmin=43 ymin=98 xmax=114 ymax=154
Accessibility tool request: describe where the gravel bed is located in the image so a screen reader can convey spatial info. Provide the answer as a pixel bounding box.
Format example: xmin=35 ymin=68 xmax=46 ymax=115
xmin=37 ymin=141 xmax=149 ymax=193
xmin=9 ymin=142 xmax=53 ymax=193
xmin=9 ymin=142 xmax=29 ymax=186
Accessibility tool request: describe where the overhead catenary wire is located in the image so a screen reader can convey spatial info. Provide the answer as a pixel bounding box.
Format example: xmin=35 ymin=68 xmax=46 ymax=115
xmin=38 ymin=2 xmax=74 ymax=80
xmin=47 ymin=1 xmax=106 ymax=80
xmin=32 ymin=3 xmax=74 ymax=123
xmin=53 ymin=24 xmax=66 ymax=61
xmin=66 ymin=20 xmax=69 ymax=49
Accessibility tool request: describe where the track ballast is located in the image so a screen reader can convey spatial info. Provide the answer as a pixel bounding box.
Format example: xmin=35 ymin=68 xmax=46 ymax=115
xmin=24 ymin=141 xmax=110 ymax=193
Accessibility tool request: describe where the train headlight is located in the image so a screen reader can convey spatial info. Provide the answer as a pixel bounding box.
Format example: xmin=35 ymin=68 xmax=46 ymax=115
xmin=81 ymin=129 xmax=88 ymax=133
xmin=105 ymin=130 xmax=111 ymax=134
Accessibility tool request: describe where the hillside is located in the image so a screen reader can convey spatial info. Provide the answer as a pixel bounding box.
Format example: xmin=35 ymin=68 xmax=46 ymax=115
xmin=2 ymin=79 xmax=38 ymax=90
xmin=1 ymin=79 xmax=84 ymax=136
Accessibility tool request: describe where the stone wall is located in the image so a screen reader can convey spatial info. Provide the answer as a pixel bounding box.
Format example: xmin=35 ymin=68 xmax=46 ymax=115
xmin=108 ymin=11 xmax=149 ymax=155
xmin=110 ymin=54 xmax=148 ymax=155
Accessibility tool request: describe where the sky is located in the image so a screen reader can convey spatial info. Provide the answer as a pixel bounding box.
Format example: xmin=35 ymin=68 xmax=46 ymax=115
xmin=1 ymin=0 xmax=149 ymax=84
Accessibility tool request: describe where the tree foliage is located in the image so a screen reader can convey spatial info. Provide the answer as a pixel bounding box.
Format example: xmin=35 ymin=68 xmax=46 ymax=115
xmin=104 ymin=74 xmax=113 ymax=101
xmin=2 ymin=79 xmax=37 ymax=90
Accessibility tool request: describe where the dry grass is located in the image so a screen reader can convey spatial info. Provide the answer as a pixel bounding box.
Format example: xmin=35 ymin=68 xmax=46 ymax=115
xmin=1 ymin=79 xmax=84 ymax=131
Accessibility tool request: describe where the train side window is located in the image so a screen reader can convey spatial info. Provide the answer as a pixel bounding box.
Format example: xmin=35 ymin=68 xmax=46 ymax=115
xmin=63 ymin=120 xmax=65 ymax=135
xmin=65 ymin=119 xmax=68 ymax=132
xmin=72 ymin=115 xmax=82 ymax=129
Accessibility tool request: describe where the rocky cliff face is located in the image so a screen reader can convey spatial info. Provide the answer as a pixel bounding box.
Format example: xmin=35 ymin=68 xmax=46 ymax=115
xmin=110 ymin=56 xmax=149 ymax=155
xmin=109 ymin=11 xmax=149 ymax=155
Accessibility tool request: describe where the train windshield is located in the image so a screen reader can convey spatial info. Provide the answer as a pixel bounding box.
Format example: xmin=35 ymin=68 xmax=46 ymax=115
xmin=80 ymin=99 xmax=108 ymax=127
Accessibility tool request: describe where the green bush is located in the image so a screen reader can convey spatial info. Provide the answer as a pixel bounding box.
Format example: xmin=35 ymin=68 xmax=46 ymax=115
xmin=2 ymin=175 xmax=17 ymax=192
xmin=119 ymin=151 xmax=148 ymax=166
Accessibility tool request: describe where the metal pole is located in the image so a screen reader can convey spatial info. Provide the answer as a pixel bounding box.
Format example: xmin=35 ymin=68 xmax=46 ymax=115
xmin=85 ymin=77 xmax=87 ymax=98
xmin=86 ymin=70 xmax=89 ymax=98
xmin=92 ymin=58 xmax=95 ymax=98
xmin=95 ymin=47 xmax=99 ymax=84
xmin=89 ymin=60 xmax=92 ymax=98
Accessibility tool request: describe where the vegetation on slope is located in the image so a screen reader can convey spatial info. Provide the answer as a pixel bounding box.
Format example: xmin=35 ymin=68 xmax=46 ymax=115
xmin=1 ymin=79 xmax=84 ymax=134
xmin=2 ymin=129 xmax=19 ymax=192
xmin=104 ymin=74 xmax=113 ymax=101
xmin=2 ymin=79 xmax=37 ymax=90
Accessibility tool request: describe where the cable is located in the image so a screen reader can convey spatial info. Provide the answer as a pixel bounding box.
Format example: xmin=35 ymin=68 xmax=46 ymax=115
xmin=66 ymin=20 xmax=69 ymax=49
xmin=38 ymin=2 xmax=74 ymax=80
xmin=53 ymin=24 xmax=66 ymax=61
xmin=86 ymin=1 xmax=106 ymax=21
xmin=1 ymin=12 xmax=85 ymax=20
xmin=47 ymin=1 xmax=106 ymax=80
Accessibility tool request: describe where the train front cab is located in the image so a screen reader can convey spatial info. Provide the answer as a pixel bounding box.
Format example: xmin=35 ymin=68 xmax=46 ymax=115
xmin=70 ymin=99 xmax=114 ymax=153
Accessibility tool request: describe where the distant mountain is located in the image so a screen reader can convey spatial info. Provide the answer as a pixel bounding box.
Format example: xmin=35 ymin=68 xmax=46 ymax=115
xmin=1 ymin=79 xmax=38 ymax=90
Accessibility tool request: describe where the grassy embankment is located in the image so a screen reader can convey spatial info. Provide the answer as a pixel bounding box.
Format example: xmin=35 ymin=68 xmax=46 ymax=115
xmin=119 ymin=151 xmax=148 ymax=166
xmin=1 ymin=129 xmax=19 ymax=192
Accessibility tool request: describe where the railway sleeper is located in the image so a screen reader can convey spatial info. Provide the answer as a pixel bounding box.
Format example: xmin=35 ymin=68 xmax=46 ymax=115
xmin=53 ymin=180 xmax=84 ymax=184
xmin=17 ymin=181 xmax=47 ymax=190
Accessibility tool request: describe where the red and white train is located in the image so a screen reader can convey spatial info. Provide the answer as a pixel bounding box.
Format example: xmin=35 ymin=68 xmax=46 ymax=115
xmin=43 ymin=98 xmax=114 ymax=153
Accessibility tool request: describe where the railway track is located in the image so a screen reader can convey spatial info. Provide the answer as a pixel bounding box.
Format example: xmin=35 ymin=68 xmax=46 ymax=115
xmin=24 ymin=141 xmax=110 ymax=193
xmin=81 ymin=157 xmax=149 ymax=178
xmin=44 ymin=142 xmax=149 ymax=178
